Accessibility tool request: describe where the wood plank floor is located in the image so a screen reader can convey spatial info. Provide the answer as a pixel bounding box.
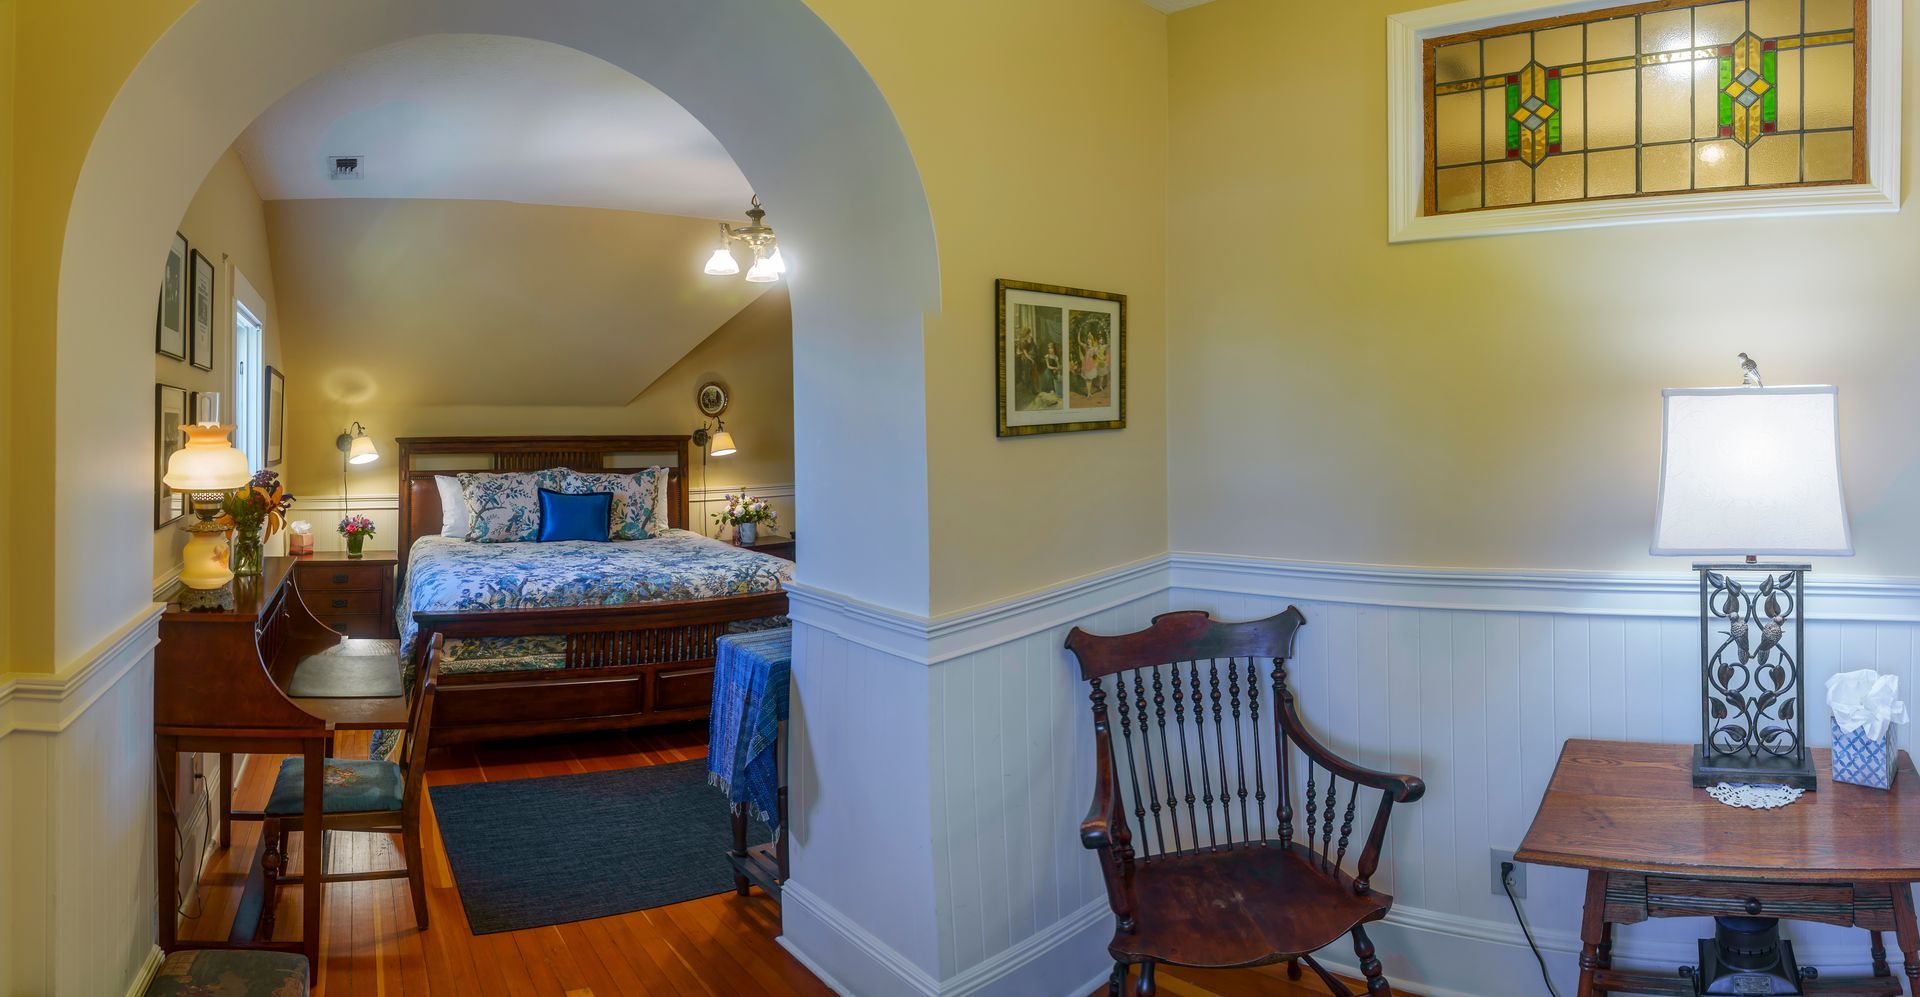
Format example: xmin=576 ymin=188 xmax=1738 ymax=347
xmin=178 ymin=723 xmax=1391 ymax=996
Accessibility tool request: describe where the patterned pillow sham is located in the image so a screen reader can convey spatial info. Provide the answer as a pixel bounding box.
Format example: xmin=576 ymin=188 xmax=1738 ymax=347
xmin=459 ymin=469 xmax=568 ymax=542
xmin=562 ymin=468 xmax=661 ymax=540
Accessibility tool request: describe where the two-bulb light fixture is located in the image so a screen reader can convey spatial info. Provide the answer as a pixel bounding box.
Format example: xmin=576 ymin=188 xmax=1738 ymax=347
xmin=703 ymin=195 xmax=787 ymax=284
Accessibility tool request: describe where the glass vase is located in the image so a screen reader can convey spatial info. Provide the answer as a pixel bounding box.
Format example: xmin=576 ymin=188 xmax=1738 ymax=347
xmin=346 ymin=532 xmax=366 ymax=559
xmin=231 ymin=523 xmax=265 ymax=577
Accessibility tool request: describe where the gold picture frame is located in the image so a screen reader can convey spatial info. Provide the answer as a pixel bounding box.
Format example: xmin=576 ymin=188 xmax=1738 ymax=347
xmin=995 ymin=278 xmax=1125 ymax=437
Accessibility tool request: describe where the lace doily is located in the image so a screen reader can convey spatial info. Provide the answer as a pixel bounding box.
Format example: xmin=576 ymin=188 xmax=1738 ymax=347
xmin=1706 ymin=782 xmax=1805 ymax=810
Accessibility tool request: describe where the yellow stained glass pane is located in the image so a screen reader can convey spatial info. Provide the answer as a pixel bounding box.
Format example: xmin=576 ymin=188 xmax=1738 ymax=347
xmin=1803 ymin=43 xmax=1854 ymax=130
xmin=1640 ymin=63 xmax=1693 ymax=144
xmin=1694 ymin=140 xmax=1746 ymax=188
xmin=1534 ymin=26 xmax=1583 ymax=67
xmin=1435 ymin=91 xmax=1481 ymax=166
xmin=1694 ymin=2 xmax=1747 ymax=45
xmin=1436 ymin=166 xmax=1484 ymax=212
xmin=1587 ymin=149 xmax=1637 ymax=196
xmin=1749 ymin=134 xmax=1801 ymax=184
xmin=1484 ymin=89 xmax=1509 ymax=162
xmin=1558 ymin=77 xmax=1586 ymax=152
xmin=1536 ymin=155 xmax=1585 ymax=201
xmin=1749 ymin=0 xmax=1801 ymax=38
xmin=1774 ymin=49 xmax=1802 ymax=131
xmin=1435 ymin=42 xmax=1481 ymax=84
xmin=1804 ymin=0 xmax=1853 ymax=33
xmin=1641 ymin=9 xmax=1693 ymax=53
xmin=1485 ymin=160 xmax=1533 ymax=206
xmin=1587 ymin=18 xmax=1636 ymax=60
xmin=1641 ymin=144 xmax=1691 ymax=191
xmin=1484 ymin=32 xmax=1532 ymax=75
xmin=1803 ymin=129 xmax=1852 ymax=181
xmin=1586 ymin=69 xmax=1636 ymax=148
xmin=1692 ymin=60 xmax=1721 ymax=139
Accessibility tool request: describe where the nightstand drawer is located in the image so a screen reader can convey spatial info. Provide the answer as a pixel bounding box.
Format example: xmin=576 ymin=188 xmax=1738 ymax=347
xmin=1645 ymin=877 xmax=1862 ymax=927
xmin=307 ymin=590 xmax=383 ymax=616
xmin=314 ymin=613 xmax=388 ymax=639
xmin=298 ymin=563 xmax=388 ymax=592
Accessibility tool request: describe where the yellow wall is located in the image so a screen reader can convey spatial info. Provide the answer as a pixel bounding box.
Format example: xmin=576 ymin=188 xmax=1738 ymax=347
xmin=809 ymin=0 xmax=1171 ymax=612
xmin=1169 ymin=0 xmax=1920 ymax=577
xmin=0 ymin=0 xmax=15 ymax=674
xmin=151 ymin=148 xmax=283 ymax=588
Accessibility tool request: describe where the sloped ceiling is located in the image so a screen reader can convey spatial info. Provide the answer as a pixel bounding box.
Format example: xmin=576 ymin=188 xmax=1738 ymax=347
xmin=265 ymin=197 xmax=770 ymax=407
xmin=1140 ymin=0 xmax=1217 ymax=11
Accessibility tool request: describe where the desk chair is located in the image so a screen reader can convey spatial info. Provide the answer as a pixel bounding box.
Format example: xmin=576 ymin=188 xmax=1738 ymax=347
xmin=261 ymin=635 xmax=442 ymax=932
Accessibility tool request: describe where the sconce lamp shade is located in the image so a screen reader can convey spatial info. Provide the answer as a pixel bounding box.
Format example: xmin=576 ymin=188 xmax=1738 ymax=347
xmin=704 ymin=248 xmax=740 ymax=276
xmin=163 ymin=424 xmax=251 ymax=493
xmin=347 ymin=433 xmax=379 ymax=464
xmin=1651 ymin=385 xmax=1852 ymax=557
xmin=707 ymin=429 xmax=738 ymax=457
xmin=744 ymin=255 xmax=779 ymax=283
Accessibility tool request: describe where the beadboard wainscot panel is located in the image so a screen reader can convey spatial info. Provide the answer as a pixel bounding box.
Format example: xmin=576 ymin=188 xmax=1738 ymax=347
xmin=1168 ymin=551 xmax=1920 ymax=997
xmin=782 ymin=557 xmax=1168 ymax=996
xmin=0 ymin=603 xmax=165 ymax=997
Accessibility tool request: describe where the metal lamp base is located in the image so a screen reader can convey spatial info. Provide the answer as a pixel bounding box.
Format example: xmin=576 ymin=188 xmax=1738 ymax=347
xmin=1685 ymin=917 xmax=1806 ymax=995
xmin=1691 ymin=746 xmax=1818 ymax=790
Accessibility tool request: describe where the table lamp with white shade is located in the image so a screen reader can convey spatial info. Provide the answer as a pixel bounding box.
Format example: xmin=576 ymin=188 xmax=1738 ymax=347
xmin=1652 ymin=361 xmax=1851 ymax=789
xmin=163 ymin=392 xmax=252 ymax=606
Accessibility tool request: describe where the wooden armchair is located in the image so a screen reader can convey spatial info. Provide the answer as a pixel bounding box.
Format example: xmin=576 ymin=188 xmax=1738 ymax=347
xmin=1064 ymin=609 xmax=1425 ymax=996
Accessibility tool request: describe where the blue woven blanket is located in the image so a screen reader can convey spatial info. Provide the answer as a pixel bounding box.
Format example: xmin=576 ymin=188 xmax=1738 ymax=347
xmin=707 ymin=627 xmax=792 ymax=832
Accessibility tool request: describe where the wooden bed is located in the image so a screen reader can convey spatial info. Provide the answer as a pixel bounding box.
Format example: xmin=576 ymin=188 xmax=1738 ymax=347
xmin=396 ymin=435 xmax=789 ymax=745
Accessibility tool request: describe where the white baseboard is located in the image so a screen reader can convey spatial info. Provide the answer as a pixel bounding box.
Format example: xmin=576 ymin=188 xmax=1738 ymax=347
xmin=124 ymin=946 xmax=165 ymax=997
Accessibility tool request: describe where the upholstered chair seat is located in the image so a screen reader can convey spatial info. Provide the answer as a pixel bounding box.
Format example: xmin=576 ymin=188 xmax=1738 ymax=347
xmin=141 ymin=949 xmax=309 ymax=996
xmin=265 ymin=757 xmax=404 ymax=815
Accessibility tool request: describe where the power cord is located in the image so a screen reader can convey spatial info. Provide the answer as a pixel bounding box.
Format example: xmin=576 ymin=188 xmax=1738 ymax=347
xmin=1501 ymin=860 xmax=1562 ymax=997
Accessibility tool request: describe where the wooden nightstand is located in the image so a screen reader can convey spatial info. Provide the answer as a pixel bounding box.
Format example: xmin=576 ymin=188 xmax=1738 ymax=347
xmin=291 ymin=550 xmax=397 ymax=639
xmin=734 ymin=531 xmax=795 ymax=561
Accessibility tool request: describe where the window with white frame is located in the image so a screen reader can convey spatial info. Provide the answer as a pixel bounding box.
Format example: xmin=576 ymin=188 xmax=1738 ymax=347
xmin=233 ymin=297 xmax=265 ymax=471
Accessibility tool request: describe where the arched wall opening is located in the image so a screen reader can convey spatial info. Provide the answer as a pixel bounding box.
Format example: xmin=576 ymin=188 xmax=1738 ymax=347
xmin=54 ymin=0 xmax=940 ymax=669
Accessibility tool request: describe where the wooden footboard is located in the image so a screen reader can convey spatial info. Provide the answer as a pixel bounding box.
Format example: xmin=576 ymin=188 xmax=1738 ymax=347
xmin=409 ymin=590 xmax=789 ymax=745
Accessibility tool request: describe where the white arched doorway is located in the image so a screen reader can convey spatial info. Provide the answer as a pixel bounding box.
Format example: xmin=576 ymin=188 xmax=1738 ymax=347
xmin=56 ymin=0 xmax=939 ymax=666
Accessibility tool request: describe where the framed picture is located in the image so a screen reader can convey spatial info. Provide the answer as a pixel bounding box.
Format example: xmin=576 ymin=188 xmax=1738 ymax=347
xmin=265 ymin=365 xmax=285 ymax=466
xmin=189 ymin=248 xmax=215 ymax=371
xmin=156 ymin=232 xmax=188 ymax=361
xmin=697 ymin=380 xmax=730 ymax=417
xmin=155 ymin=383 xmax=190 ymax=528
xmin=995 ymin=279 xmax=1125 ymax=437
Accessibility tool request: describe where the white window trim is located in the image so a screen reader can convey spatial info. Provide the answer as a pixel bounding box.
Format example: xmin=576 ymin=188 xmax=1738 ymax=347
xmin=1385 ymin=0 xmax=1901 ymax=243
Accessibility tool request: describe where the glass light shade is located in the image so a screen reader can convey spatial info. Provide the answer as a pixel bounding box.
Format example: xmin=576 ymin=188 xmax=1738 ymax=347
xmin=347 ymin=433 xmax=379 ymax=464
xmin=1651 ymin=385 xmax=1853 ymax=556
xmin=744 ymin=255 xmax=779 ymax=283
xmin=707 ymin=430 xmax=738 ymax=457
xmin=768 ymin=247 xmax=788 ymax=274
xmin=163 ymin=424 xmax=251 ymax=492
xmin=704 ymin=248 xmax=740 ymax=276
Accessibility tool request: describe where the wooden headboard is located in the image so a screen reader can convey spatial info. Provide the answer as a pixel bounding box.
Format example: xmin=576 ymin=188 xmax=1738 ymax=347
xmin=395 ymin=435 xmax=692 ymax=577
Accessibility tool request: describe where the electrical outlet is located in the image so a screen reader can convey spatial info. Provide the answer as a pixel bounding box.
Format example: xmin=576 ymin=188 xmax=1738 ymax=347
xmin=1492 ymin=849 xmax=1525 ymax=898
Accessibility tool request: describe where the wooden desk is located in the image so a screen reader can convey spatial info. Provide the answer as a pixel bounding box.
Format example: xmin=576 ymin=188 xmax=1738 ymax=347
xmin=156 ymin=557 xmax=408 ymax=976
xmin=1518 ymin=739 xmax=1920 ymax=996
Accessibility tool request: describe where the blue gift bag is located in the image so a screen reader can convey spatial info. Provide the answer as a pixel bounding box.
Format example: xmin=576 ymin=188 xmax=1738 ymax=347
xmin=1831 ymin=717 xmax=1896 ymax=790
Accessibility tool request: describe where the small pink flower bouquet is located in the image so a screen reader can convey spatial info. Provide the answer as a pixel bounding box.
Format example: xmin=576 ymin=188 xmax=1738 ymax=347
xmin=338 ymin=515 xmax=377 ymax=558
xmin=712 ymin=494 xmax=777 ymax=545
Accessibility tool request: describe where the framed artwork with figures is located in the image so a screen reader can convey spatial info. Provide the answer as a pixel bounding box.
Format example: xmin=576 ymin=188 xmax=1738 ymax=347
xmin=189 ymin=248 xmax=215 ymax=370
xmin=995 ymin=278 xmax=1125 ymax=437
xmin=155 ymin=383 xmax=190 ymax=527
xmin=265 ymin=365 xmax=286 ymax=466
xmin=156 ymin=232 xmax=188 ymax=361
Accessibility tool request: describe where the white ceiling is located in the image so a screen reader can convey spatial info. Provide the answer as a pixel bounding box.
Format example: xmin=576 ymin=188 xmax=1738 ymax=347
xmin=236 ymin=34 xmax=755 ymax=219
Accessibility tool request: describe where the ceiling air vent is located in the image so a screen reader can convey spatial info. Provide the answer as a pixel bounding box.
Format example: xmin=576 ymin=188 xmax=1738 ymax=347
xmin=327 ymin=156 xmax=364 ymax=180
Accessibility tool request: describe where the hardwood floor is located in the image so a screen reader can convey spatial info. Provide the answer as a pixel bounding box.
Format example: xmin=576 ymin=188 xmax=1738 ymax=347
xmin=178 ymin=723 xmax=1396 ymax=997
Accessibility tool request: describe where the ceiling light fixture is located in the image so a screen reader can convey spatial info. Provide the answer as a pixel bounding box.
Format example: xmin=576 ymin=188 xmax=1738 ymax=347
xmin=703 ymin=195 xmax=783 ymax=283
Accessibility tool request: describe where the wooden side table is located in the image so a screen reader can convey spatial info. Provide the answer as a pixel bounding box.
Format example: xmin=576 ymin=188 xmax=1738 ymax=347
xmin=291 ymin=550 xmax=396 ymax=638
xmin=1518 ymin=739 xmax=1920 ymax=996
xmin=733 ymin=530 xmax=795 ymax=562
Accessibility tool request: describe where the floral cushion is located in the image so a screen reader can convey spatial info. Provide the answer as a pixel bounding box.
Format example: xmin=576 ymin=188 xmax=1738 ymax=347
xmin=265 ymin=757 xmax=404 ymax=815
xmin=563 ymin=468 xmax=660 ymax=540
xmin=143 ymin=949 xmax=309 ymax=996
xmin=459 ymin=470 xmax=568 ymax=543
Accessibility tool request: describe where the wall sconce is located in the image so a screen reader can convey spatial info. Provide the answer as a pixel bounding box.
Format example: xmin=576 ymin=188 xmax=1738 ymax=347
xmin=693 ymin=420 xmax=736 ymax=537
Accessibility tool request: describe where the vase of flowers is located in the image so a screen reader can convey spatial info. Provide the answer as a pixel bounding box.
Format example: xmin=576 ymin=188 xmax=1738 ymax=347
xmin=218 ymin=470 xmax=294 ymax=577
xmin=338 ymin=515 xmax=376 ymax=558
xmin=713 ymin=493 xmax=777 ymax=545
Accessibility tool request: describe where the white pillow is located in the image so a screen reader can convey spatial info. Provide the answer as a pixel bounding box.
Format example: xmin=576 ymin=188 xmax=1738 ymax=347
xmin=435 ymin=475 xmax=471 ymax=538
xmin=651 ymin=466 xmax=672 ymax=535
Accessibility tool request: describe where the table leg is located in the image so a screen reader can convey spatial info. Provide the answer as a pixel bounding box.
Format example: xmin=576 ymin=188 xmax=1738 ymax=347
xmin=157 ymin=735 xmax=180 ymax=953
xmin=1871 ymin=929 xmax=1891 ymax=977
xmin=1893 ymin=882 xmax=1920 ymax=992
xmin=1578 ymin=870 xmax=1610 ymax=997
xmin=218 ymin=752 xmax=233 ymax=849
xmin=730 ymin=810 xmax=750 ymax=896
xmin=301 ymin=737 xmax=326 ymax=975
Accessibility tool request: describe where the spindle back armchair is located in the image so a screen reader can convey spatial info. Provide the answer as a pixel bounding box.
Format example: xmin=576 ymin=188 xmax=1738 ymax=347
xmin=1065 ymin=608 xmax=1425 ymax=997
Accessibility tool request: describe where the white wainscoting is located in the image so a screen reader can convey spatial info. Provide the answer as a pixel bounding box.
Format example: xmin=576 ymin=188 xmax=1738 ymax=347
xmin=0 ymin=604 xmax=165 ymax=997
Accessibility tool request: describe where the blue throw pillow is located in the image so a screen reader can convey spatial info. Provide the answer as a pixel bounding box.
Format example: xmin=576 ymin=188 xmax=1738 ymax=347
xmin=537 ymin=489 xmax=612 ymax=542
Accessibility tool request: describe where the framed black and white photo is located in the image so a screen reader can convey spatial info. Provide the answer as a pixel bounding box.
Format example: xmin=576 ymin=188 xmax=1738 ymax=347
xmin=155 ymin=383 xmax=190 ymax=527
xmin=189 ymin=248 xmax=215 ymax=371
xmin=265 ymin=365 xmax=286 ymax=466
xmin=156 ymin=232 xmax=188 ymax=361
xmin=995 ymin=279 xmax=1126 ymax=437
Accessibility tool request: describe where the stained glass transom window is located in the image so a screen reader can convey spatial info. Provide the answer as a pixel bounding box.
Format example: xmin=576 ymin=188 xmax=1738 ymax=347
xmin=1424 ymin=0 xmax=1866 ymax=214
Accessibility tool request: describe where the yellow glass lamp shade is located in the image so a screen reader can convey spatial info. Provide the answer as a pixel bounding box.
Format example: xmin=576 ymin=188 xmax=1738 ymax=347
xmin=347 ymin=433 xmax=379 ymax=464
xmin=707 ymin=429 xmax=738 ymax=457
xmin=163 ymin=423 xmax=251 ymax=591
xmin=704 ymin=248 xmax=740 ymax=276
xmin=744 ymin=254 xmax=779 ymax=283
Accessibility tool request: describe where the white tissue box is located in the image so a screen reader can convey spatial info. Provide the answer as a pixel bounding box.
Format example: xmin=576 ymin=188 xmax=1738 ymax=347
xmin=1831 ymin=718 xmax=1896 ymax=790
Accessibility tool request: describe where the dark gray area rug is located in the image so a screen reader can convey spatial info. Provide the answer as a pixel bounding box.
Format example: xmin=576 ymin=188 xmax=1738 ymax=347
xmin=430 ymin=759 xmax=771 ymax=934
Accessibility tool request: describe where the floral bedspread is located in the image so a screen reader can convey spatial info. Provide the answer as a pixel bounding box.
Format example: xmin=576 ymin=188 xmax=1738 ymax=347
xmin=397 ymin=530 xmax=793 ymax=663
